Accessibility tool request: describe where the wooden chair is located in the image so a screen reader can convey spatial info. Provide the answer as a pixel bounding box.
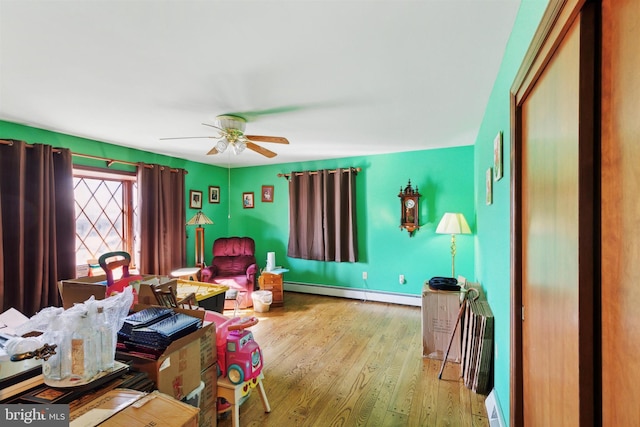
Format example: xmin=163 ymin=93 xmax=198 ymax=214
xmin=152 ymin=285 xmax=198 ymax=310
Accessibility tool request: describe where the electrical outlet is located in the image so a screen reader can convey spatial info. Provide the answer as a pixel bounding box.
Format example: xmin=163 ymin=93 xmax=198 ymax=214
xmin=399 ymin=274 xmax=405 ymax=284
xmin=362 ymin=271 xmax=368 ymax=280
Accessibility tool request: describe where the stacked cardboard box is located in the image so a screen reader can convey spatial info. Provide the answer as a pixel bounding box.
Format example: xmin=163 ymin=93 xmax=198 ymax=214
xmin=422 ymin=285 xmax=462 ymax=362
xmin=115 ymin=306 xmax=214 ymax=402
xmin=195 ymin=319 xmax=218 ymax=427
xmin=69 ymin=389 xmax=199 ymax=426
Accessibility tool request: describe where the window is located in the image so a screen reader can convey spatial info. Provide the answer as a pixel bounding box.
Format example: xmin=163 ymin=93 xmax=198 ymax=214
xmin=73 ymin=167 xmax=139 ymax=269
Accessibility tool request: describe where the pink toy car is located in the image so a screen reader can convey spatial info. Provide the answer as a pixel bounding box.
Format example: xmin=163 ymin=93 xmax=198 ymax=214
xmin=224 ymin=326 xmax=263 ymax=384
xmin=206 ymin=312 xmax=263 ymax=385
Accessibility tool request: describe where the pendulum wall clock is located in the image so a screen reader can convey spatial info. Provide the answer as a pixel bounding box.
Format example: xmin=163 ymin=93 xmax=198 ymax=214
xmin=398 ymin=179 xmax=420 ymax=236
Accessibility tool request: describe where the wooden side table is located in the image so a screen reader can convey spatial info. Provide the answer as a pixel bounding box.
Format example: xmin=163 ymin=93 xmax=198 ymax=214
xmin=170 ymin=267 xmax=200 ymax=281
xmin=258 ymin=269 xmax=288 ymax=307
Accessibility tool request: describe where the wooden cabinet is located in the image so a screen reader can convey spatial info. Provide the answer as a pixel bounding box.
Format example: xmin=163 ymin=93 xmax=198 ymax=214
xmin=258 ymin=272 xmax=284 ymax=307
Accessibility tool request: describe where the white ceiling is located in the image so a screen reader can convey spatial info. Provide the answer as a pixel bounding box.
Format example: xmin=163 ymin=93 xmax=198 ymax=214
xmin=0 ymin=0 xmax=521 ymax=168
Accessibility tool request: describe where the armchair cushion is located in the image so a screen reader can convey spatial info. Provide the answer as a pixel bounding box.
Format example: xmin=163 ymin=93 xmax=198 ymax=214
xmin=201 ymin=237 xmax=257 ymax=308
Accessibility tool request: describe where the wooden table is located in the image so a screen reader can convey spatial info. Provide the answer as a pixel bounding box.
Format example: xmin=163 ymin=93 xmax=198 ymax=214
xmin=170 ymin=267 xmax=200 ymax=281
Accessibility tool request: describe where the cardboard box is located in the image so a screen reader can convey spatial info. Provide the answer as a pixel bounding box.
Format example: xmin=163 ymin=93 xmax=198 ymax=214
xmin=181 ymin=345 xmax=218 ymax=427
xmin=70 ymin=389 xmax=199 ymax=427
xmin=422 ymin=285 xmax=462 ymax=362
xmin=198 ymin=363 xmax=218 ymax=427
xmin=58 ymin=274 xmax=168 ymax=309
xmin=116 ymin=306 xmax=214 ymax=401
xmin=58 ymin=275 xmax=109 ymax=309
xmin=200 ymin=320 xmax=217 ymax=370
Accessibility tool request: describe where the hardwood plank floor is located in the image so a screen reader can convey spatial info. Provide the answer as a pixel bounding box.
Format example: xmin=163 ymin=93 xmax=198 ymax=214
xmin=217 ymin=292 xmax=489 ymax=427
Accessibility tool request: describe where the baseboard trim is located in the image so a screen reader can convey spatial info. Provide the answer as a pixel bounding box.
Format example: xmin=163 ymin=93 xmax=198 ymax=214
xmin=485 ymin=389 xmax=505 ymax=427
xmin=283 ymin=282 xmax=421 ymax=307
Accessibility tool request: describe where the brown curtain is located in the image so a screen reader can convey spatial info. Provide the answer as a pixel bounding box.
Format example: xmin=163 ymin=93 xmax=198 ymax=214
xmin=137 ymin=164 xmax=186 ymax=275
xmin=287 ymin=168 xmax=358 ymax=262
xmin=0 ymin=140 xmax=75 ymax=315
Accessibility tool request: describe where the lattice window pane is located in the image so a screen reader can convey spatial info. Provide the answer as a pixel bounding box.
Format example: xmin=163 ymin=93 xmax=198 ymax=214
xmin=73 ymin=173 xmax=137 ymax=267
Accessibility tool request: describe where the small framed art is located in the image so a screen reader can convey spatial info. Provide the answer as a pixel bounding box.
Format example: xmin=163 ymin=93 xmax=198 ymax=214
xmin=486 ymin=167 xmax=493 ymax=205
xmin=242 ymin=192 xmax=254 ymax=209
xmin=262 ymin=185 xmax=274 ymax=202
xmin=493 ymin=131 xmax=503 ymax=181
xmin=189 ymin=190 xmax=203 ymax=209
xmin=209 ymin=186 xmax=220 ymax=204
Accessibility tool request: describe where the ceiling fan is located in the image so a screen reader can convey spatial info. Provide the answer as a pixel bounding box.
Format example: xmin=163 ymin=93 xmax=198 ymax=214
xmin=161 ymin=115 xmax=289 ymax=158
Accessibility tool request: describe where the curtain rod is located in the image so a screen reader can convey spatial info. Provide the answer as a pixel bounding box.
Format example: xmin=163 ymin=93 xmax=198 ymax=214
xmin=0 ymin=139 xmax=186 ymax=173
xmin=277 ymin=167 xmax=361 ymax=179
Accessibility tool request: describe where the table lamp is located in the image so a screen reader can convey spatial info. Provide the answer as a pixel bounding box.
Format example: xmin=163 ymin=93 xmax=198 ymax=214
xmin=186 ymin=211 xmax=214 ymax=268
xmin=436 ymin=212 xmax=471 ymax=278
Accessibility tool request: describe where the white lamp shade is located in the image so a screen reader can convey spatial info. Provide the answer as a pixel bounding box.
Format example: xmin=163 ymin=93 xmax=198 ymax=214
xmin=436 ymin=212 xmax=471 ymax=235
xmin=186 ymin=211 xmax=214 ymax=225
xmin=215 ymin=138 xmax=229 ymax=154
xmin=232 ymin=140 xmax=247 ymax=155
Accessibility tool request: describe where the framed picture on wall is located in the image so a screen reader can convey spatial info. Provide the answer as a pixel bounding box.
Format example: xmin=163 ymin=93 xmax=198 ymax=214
xmin=242 ymin=192 xmax=254 ymax=209
xmin=493 ymin=131 xmax=503 ymax=181
xmin=486 ymin=168 xmax=493 ymax=205
xmin=189 ymin=190 xmax=203 ymax=209
xmin=261 ymin=185 xmax=274 ymax=202
xmin=209 ymin=186 xmax=220 ymax=204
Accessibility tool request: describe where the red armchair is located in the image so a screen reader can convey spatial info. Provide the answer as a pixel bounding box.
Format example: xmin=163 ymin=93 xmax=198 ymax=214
xmin=200 ymin=237 xmax=257 ymax=309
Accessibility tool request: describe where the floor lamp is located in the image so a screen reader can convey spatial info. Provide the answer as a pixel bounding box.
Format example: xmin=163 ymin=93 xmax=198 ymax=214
xmin=436 ymin=212 xmax=471 ymax=278
xmin=187 ymin=211 xmax=214 ymax=268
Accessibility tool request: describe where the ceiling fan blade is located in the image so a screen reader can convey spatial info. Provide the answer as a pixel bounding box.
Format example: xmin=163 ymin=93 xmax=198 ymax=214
xmin=160 ymin=136 xmax=219 ymax=140
xmin=245 ymin=135 xmax=289 ymax=144
xmin=206 ymin=147 xmax=220 ymax=155
xmin=226 ymin=101 xmax=343 ymax=122
xmin=246 ymin=141 xmax=277 ymax=158
xmin=202 ymin=123 xmax=226 ymax=132
xmin=226 ymin=105 xmax=307 ymax=121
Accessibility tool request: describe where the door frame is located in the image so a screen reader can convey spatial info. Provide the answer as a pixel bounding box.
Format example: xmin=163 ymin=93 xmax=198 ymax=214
xmin=509 ymin=0 xmax=600 ymax=425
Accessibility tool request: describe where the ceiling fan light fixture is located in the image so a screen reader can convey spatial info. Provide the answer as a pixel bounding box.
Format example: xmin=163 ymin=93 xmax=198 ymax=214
xmin=215 ymin=138 xmax=229 ymax=153
xmin=232 ymin=140 xmax=247 ymax=155
xmin=216 ymin=115 xmax=246 ymax=132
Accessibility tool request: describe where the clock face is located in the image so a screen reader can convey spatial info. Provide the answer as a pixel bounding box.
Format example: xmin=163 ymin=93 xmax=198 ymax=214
xmin=405 ymin=199 xmax=415 ymax=209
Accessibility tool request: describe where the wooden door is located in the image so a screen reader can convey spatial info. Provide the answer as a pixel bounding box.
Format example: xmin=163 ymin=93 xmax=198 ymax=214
xmin=511 ymin=1 xmax=597 ymax=425
xmin=601 ymin=0 xmax=640 ymax=425
xmin=521 ymin=19 xmax=581 ymax=426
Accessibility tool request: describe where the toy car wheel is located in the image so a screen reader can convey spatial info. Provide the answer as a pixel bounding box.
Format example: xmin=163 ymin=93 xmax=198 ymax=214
xmin=228 ymin=364 xmax=244 ymax=385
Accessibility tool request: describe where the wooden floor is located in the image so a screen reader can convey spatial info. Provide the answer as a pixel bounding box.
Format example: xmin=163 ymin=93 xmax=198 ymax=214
xmin=217 ymin=292 xmax=489 ymax=427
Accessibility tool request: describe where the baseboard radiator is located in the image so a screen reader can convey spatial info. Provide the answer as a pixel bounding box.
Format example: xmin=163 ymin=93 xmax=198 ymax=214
xmin=283 ymin=281 xmax=421 ymax=307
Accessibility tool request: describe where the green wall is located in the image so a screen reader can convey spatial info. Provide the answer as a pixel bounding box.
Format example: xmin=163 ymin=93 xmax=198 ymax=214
xmin=0 ymin=120 xmax=228 ymax=265
xmin=473 ymin=1 xmax=548 ymax=424
xmin=227 ymin=147 xmax=475 ymax=295
xmin=1 ymin=120 xmax=474 ymax=296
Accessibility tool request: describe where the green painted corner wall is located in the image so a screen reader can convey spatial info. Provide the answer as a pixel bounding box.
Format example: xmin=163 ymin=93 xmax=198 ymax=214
xmin=225 ymin=147 xmax=475 ymax=296
xmin=473 ymin=1 xmax=549 ymax=424
xmin=1 ymin=120 xmax=474 ymax=296
xmin=0 ymin=120 xmax=228 ymax=265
